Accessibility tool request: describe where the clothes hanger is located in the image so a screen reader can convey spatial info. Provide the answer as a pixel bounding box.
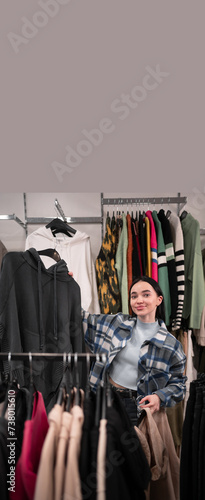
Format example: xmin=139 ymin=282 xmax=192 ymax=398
xmin=94 ymin=354 xmax=102 ymax=426
xmin=46 ymin=218 xmax=76 ymax=237
xmin=38 ymin=248 xmax=61 ymax=262
xmin=100 ymin=354 xmax=107 ymax=420
xmin=73 ymin=353 xmax=80 ymax=407
xmin=65 ymin=353 xmax=74 ymax=412
xmin=2 ymin=353 xmax=18 ymax=418
xmin=85 ymin=353 xmax=91 ymax=400
xmin=106 ymin=378 xmax=112 ymax=408
xmin=26 ymin=352 xmax=35 ymax=420
xmin=56 ymin=353 xmax=67 ymax=406
xmin=180 ymin=210 xmax=188 ymax=221
xmin=95 ymin=383 xmax=102 ymax=427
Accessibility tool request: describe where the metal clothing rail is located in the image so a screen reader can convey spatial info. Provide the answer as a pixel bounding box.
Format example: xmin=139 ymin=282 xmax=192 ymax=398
xmin=100 ymin=192 xmax=188 ymax=240
xmin=0 ymin=214 xmax=26 ymax=230
xmin=0 ymin=352 xmax=107 ymax=362
xmin=101 ymin=193 xmax=187 ymax=213
xmin=25 ymin=195 xmax=103 ymax=228
xmin=0 ymin=194 xmax=103 ymax=239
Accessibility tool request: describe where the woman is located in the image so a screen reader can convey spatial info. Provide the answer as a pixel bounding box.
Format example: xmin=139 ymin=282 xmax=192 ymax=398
xmin=81 ymin=275 xmax=187 ymax=426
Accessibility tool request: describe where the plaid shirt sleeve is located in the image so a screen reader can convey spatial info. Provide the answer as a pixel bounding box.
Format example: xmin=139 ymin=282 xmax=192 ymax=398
xmin=137 ymin=327 xmax=187 ymax=407
xmin=81 ymin=308 xmax=117 ymax=353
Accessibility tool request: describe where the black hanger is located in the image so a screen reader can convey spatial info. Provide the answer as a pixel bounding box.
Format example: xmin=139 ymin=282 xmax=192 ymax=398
xmin=38 ymin=248 xmax=61 ymax=262
xmin=73 ymin=353 xmax=80 ymax=407
xmin=85 ymin=353 xmax=91 ymax=400
xmin=166 ymin=210 xmax=171 ymax=218
xmin=65 ymin=354 xmax=74 ymax=412
xmin=46 ymin=218 xmax=76 ymax=237
xmin=2 ymin=353 xmax=18 ymax=417
xmin=26 ymin=353 xmax=35 ymax=420
xmin=95 ymin=383 xmax=102 ymax=427
xmin=106 ymin=378 xmax=113 ymax=408
xmin=56 ymin=353 xmax=68 ymax=406
xmin=180 ymin=210 xmax=188 ymax=221
xmin=93 ymin=354 xmax=101 ymax=425
xmin=101 ymin=355 xmax=107 ymax=420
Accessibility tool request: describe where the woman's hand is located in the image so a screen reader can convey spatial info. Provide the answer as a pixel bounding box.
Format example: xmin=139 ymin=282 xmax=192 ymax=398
xmin=139 ymin=394 xmax=161 ymax=414
xmin=68 ymin=271 xmax=73 ymax=277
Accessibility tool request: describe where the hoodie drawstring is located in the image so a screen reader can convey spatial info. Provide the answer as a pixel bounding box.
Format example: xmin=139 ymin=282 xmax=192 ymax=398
xmin=53 ymin=266 xmax=58 ymax=341
xmin=38 ymin=260 xmax=44 ymax=350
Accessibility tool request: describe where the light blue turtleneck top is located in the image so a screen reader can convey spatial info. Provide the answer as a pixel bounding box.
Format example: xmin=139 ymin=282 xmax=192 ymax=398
xmin=108 ymin=317 xmax=159 ymax=390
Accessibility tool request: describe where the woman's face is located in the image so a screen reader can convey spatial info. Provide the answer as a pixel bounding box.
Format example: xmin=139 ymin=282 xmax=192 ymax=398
xmin=130 ymin=281 xmax=163 ymax=323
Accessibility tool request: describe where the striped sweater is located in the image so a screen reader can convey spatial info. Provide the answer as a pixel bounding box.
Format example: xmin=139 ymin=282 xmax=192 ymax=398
xmin=157 ymin=210 xmax=178 ymax=321
xmin=167 ymin=212 xmax=185 ymax=330
xmin=152 ymin=210 xmax=171 ymax=326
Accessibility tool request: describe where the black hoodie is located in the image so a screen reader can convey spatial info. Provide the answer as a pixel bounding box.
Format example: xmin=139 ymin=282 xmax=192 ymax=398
xmin=0 ymin=248 xmax=85 ymax=410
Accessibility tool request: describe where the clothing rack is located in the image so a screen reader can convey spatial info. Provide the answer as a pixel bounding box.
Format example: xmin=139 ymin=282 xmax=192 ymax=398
xmin=0 ymin=194 xmax=103 ymax=238
xmin=0 ymin=352 xmax=107 ymax=362
xmin=100 ymin=192 xmax=187 ymax=240
xmin=0 ymin=194 xmax=204 ymax=243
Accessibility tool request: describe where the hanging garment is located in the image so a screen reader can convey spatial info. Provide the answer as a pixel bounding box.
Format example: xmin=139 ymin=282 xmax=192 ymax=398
xmin=144 ymin=217 xmax=152 ymax=277
xmin=157 ymin=209 xmax=178 ymax=322
xmin=0 ymin=385 xmax=29 ymax=500
xmin=54 ymin=411 xmax=73 ymax=500
xmin=180 ymin=378 xmax=197 ymax=500
xmin=126 ymin=213 xmax=133 ymax=303
xmin=167 ymin=212 xmax=185 ymax=330
xmin=135 ymin=409 xmax=168 ymax=485
xmin=0 ymin=240 xmax=7 ymax=267
xmin=131 ymin=219 xmax=142 ymax=280
xmin=183 ymin=330 xmax=197 ymax=417
xmin=82 ymin=413 xmax=100 ymax=500
xmin=180 ymin=375 xmax=205 ymax=500
xmin=34 ymin=403 xmax=63 ymax=500
xmin=105 ymin=389 xmax=151 ymax=500
xmin=181 ymin=213 xmax=205 ymax=329
xmin=10 ymin=391 xmax=49 ymax=500
xmin=0 ymin=249 xmax=85 ymax=411
xmin=193 ymin=304 xmax=205 ymax=346
xmin=139 ymin=408 xmax=180 ymax=500
xmin=145 ymin=211 xmax=158 ymax=282
xmin=25 ymin=226 xmax=100 ymax=314
xmin=79 ymin=392 xmax=96 ymax=498
xmin=135 ymin=220 xmax=143 ymax=275
xmin=152 ymin=210 xmax=171 ymax=326
xmin=115 ymin=213 xmax=129 ymax=314
xmin=95 ymin=216 xmax=121 ymax=314
xmin=63 ymin=404 xmax=84 ymax=500
xmin=138 ymin=213 xmax=147 ymax=275
xmin=96 ymin=418 xmax=107 ymax=500
xmin=0 ymin=415 xmax=9 ymax=500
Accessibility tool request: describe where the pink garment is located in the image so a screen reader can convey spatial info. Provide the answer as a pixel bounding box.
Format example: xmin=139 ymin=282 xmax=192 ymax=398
xmin=34 ymin=404 xmax=63 ymax=500
xmin=54 ymin=411 xmax=73 ymax=500
xmin=97 ymin=419 xmax=107 ymax=500
xmin=9 ymin=391 xmax=49 ymax=500
xmin=63 ymin=405 xmax=84 ymax=500
xmin=145 ymin=211 xmax=158 ymax=281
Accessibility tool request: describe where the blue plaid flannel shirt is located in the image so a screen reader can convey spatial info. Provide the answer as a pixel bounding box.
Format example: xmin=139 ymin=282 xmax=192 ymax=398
xmin=82 ymin=310 xmax=187 ymax=407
